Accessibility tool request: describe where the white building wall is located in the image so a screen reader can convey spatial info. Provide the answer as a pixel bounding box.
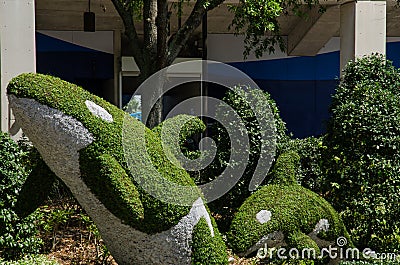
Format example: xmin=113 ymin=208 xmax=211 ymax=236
xmin=0 ymin=0 xmax=36 ymax=133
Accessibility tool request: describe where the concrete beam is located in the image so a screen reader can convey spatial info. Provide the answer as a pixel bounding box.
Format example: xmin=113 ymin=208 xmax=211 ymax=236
xmin=0 ymin=0 xmax=36 ymax=134
xmin=288 ymin=5 xmax=340 ymax=56
xmin=340 ymin=1 xmax=386 ymax=72
xmin=35 ymin=0 xmax=123 ymax=31
xmin=36 ymin=12 xmax=124 ymax=31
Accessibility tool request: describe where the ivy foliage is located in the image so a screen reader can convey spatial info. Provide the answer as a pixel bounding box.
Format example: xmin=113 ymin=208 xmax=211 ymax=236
xmin=228 ymin=151 xmax=350 ymax=256
xmin=0 ymin=132 xmax=43 ymax=260
xmin=324 ymin=55 xmax=400 ymax=252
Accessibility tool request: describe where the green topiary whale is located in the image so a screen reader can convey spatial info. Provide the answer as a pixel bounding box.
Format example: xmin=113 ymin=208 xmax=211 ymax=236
xmin=7 ymin=73 xmax=227 ymax=265
xmin=228 ymin=151 xmax=351 ymax=263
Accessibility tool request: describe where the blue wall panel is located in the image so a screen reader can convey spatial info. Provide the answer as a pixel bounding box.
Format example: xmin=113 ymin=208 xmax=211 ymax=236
xmin=36 ymin=32 xmax=114 ymax=82
xmin=228 ymin=43 xmax=400 ymax=138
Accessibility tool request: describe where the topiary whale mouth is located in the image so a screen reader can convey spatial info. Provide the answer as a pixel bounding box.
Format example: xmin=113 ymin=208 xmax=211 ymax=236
xmin=8 ymin=95 xmax=94 ymax=152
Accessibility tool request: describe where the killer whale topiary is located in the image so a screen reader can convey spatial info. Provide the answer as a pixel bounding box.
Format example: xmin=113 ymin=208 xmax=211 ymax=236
xmin=228 ymin=151 xmax=351 ymax=262
xmin=7 ymin=73 xmax=227 ymax=265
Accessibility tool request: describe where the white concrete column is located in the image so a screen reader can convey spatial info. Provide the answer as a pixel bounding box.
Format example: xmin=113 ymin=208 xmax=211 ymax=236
xmin=0 ymin=0 xmax=36 ymax=133
xmin=340 ymin=0 xmax=386 ymax=72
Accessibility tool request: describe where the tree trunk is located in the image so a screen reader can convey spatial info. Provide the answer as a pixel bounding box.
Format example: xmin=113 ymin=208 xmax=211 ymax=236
xmin=111 ymin=0 xmax=224 ymax=127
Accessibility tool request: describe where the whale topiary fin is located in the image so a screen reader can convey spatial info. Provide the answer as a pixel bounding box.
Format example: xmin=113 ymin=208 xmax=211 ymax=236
xmin=270 ymin=151 xmax=300 ymax=186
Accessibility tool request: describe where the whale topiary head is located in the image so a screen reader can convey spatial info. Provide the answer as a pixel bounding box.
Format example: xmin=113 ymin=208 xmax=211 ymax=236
xmin=228 ymin=151 xmax=351 ymax=260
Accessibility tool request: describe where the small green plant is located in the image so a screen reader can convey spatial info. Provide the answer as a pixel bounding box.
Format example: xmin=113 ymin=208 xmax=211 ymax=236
xmin=38 ymin=206 xmax=74 ymax=250
xmin=0 ymin=254 xmax=59 ymax=265
xmin=79 ymin=212 xmax=113 ymax=263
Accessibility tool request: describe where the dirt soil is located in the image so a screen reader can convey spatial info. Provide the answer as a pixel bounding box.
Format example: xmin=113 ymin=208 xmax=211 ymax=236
xmin=40 ymin=199 xmax=257 ymax=265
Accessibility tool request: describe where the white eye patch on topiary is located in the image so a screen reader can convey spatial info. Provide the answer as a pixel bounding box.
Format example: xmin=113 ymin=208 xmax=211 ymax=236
xmin=85 ymin=100 xmax=113 ymax=122
xmin=256 ymin=210 xmax=272 ymax=224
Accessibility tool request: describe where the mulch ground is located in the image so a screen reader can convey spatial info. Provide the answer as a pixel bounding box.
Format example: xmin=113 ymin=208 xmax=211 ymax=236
xmin=39 ymin=198 xmax=256 ymax=265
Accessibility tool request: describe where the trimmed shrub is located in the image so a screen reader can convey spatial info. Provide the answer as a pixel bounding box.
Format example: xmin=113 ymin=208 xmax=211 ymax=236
xmin=0 ymin=132 xmax=43 ymax=260
xmin=269 ymin=150 xmax=300 ymax=185
xmin=325 ymin=55 xmax=400 ymax=252
xmin=228 ymin=151 xmax=350 ymax=259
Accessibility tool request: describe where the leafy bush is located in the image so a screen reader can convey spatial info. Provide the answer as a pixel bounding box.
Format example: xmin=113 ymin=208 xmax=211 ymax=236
xmin=201 ymin=86 xmax=289 ymax=224
xmin=0 ymin=132 xmax=43 ymax=260
xmin=324 ymin=55 xmax=400 ymax=252
xmin=0 ymin=254 xmax=59 ymax=265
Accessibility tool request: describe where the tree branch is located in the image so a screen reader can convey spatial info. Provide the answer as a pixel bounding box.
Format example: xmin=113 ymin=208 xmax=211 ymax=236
xmin=167 ymin=0 xmax=224 ymax=64
xmin=208 ymin=0 xmax=226 ymax=11
xmin=110 ymin=0 xmax=145 ymax=70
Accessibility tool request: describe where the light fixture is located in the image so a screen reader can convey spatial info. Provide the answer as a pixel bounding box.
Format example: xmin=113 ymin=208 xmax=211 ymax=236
xmin=84 ymin=0 xmax=95 ymax=32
